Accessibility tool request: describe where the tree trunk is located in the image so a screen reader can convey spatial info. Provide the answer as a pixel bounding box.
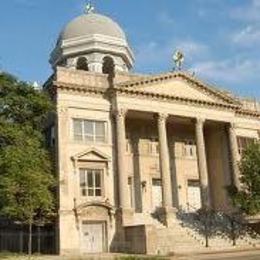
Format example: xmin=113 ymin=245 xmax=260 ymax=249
xmin=28 ymin=220 xmax=32 ymax=257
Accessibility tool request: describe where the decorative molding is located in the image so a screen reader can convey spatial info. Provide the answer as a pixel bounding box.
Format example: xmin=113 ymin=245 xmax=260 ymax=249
xmin=49 ymin=78 xmax=260 ymax=120
xmin=196 ymin=117 xmax=205 ymax=126
xmin=71 ymin=147 xmax=111 ymax=162
xmin=57 ymin=106 xmax=68 ymax=114
xmin=115 ymin=87 xmax=237 ymax=109
xmin=113 ymin=108 xmax=127 ymax=118
xmin=116 ymin=71 xmax=240 ymax=105
xmin=156 ymin=113 xmax=169 ymax=123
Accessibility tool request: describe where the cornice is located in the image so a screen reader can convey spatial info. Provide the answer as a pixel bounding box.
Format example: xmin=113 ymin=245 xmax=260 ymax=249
xmin=50 ymin=81 xmax=260 ymax=120
xmin=116 ymin=71 xmax=240 ymax=105
xmin=53 ymin=81 xmax=108 ymax=96
xmin=235 ymin=109 xmax=260 ymax=119
xmin=114 ymin=86 xmax=239 ymax=111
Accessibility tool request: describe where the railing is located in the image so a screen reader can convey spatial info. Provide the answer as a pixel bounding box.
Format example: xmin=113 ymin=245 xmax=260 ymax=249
xmin=177 ymin=203 xmax=260 ymax=248
xmin=0 ymin=228 xmax=56 ymax=254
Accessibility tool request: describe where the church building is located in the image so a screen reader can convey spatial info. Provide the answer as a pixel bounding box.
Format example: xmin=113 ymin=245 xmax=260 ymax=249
xmin=44 ymin=7 xmax=260 ymax=255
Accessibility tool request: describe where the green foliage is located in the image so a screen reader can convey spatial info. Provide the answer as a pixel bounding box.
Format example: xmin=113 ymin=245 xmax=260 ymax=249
xmin=0 ymin=73 xmax=53 ymax=130
xmin=0 ymin=125 xmax=55 ymax=222
xmin=0 ymin=72 xmax=55 ymax=254
xmin=228 ymin=141 xmax=260 ymax=215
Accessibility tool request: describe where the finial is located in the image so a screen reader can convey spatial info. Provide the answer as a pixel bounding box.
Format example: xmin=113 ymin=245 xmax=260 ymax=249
xmin=173 ymin=50 xmax=185 ymax=71
xmin=84 ymin=1 xmax=95 ymax=14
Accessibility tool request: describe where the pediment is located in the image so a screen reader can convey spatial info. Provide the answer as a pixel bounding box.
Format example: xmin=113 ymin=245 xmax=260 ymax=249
xmin=118 ymin=72 xmax=239 ymax=106
xmin=72 ymin=147 xmax=110 ymax=162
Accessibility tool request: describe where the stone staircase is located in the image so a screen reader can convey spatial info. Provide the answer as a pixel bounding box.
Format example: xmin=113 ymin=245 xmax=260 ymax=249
xmin=176 ymin=210 xmax=260 ymax=251
xmin=128 ymin=211 xmax=260 ymax=255
xmin=132 ymin=213 xmax=165 ymax=228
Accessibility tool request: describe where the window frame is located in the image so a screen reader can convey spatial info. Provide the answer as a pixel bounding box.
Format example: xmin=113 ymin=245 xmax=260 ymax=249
xmin=72 ymin=118 xmax=107 ymax=144
xmin=237 ymin=136 xmax=255 ymax=155
xmin=182 ymin=139 xmax=197 ymax=158
xmin=79 ymin=168 xmax=104 ymax=198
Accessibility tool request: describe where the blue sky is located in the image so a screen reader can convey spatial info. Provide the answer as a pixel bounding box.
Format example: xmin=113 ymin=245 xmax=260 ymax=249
xmin=0 ymin=0 xmax=259 ymax=98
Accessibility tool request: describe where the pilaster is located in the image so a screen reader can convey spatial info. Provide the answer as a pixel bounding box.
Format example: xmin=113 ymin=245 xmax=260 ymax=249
xmin=114 ymin=108 xmax=131 ymax=210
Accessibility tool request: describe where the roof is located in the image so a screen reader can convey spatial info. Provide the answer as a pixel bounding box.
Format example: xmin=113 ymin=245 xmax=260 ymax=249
xmin=59 ymin=13 xmax=126 ymax=42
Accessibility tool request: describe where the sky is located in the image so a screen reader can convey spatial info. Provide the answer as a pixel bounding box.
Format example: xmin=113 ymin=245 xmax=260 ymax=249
xmin=0 ymin=0 xmax=260 ymax=99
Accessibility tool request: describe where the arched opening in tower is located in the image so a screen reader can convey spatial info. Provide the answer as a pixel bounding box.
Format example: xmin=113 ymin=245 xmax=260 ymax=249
xmin=76 ymin=57 xmax=89 ymax=71
xmin=102 ymin=56 xmax=115 ymax=77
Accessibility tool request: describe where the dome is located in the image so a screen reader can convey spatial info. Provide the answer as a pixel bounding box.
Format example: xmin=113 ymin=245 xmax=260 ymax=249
xmin=60 ymin=13 xmax=127 ymax=41
xmin=50 ymin=11 xmax=134 ymax=72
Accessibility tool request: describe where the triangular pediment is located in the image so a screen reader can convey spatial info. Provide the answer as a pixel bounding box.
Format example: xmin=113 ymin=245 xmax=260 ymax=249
xmin=117 ymin=72 xmax=240 ymax=106
xmin=72 ymin=148 xmax=110 ymax=162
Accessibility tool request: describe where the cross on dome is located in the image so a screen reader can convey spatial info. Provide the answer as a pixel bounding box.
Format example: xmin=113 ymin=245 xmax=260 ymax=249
xmin=85 ymin=1 xmax=95 ymax=14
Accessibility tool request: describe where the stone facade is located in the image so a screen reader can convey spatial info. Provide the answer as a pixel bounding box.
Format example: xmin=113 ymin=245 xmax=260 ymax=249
xmin=44 ymin=10 xmax=260 ymax=256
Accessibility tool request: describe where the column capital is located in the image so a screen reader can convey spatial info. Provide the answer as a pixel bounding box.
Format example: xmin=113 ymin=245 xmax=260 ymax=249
xmin=156 ymin=113 xmax=169 ymax=123
xmin=113 ymin=108 xmax=127 ymax=118
xmin=229 ymin=122 xmax=237 ymax=130
xmin=196 ymin=117 xmax=206 ymax=125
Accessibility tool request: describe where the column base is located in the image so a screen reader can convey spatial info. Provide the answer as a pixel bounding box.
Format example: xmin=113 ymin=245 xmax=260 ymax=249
xmin=156 ymin=207 xmax=178 ymax=227
xmin=116 ymin=208 xmax=134 ymax=227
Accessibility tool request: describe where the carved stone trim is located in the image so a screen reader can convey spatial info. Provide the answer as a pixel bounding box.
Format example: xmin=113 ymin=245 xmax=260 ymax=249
xmin=50 ymin=81 xmax=260 ymax=119
xmin=117 ymin=71 xmax=239 ymax=105
xmin=156 ymin=113 xmax=169 ymax=124
xmin=113 ymin=108 xmax=127 ymax=118
xmin=196 ymin=117 xmax=205 ymax=126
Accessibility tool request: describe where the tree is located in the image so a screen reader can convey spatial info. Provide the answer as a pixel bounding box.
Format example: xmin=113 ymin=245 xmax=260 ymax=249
xmin=0 ymin=72 xmax=55 ymax=256
xmin=228 ymin=141 xmax=260 ymax=216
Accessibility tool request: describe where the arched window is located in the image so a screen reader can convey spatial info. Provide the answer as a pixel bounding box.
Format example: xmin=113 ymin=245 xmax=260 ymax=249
xmin=76 ymin=57 xmax=89 ymax=71
xmin=102 ymin=56 xmax=115 ymax=76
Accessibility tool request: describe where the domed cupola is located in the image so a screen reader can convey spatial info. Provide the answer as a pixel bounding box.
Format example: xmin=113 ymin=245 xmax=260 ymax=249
xmin=49 ymin=5 xmax=134 ymax=73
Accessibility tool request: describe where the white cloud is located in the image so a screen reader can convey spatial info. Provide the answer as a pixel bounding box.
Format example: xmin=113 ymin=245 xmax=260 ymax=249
xmin=192 ymin=58 xmax=260 ymax=86
xmin=230 ymin=0 xmax=260 ymax=22
xmin=176 ymin=41 xmax=208 ymax=60
xmin=135 ymin=39 xmax=208 ymax=70
xmin=157 ymin=12 xmax=174 ymax=26
xmin=232 ymin=26 xmax=260 ymax=47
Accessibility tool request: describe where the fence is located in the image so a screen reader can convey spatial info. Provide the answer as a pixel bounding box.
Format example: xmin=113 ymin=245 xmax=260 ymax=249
xmin=0 ymin=227 xmax=56 ymax=254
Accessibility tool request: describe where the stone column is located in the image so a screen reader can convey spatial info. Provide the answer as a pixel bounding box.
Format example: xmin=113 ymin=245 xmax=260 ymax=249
xmin=195 ymin=118 xmax=210 ymax=208
xmin=157 ymin=113 xmax=173 ymax=209
xmin=228 ymin=123 xmax=240 ymax=189
xmin=115 ymin=109 xmax=130 ymax=209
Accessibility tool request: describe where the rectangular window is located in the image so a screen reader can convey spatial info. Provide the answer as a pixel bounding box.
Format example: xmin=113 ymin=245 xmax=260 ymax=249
xmin=79 ymin=169 xmax=103 ymax=197
xmin=149 ymin=138 xmax=159 ymax=155
xmin=73 ymin=119 xmax=83 ymax=141
xmin=73 ymin=119 xmax=106 ymax=143
xmin=182 ymin=140 xmax=196 ymax=158
xmin=237 ymin=137 xmax=255 ymax=155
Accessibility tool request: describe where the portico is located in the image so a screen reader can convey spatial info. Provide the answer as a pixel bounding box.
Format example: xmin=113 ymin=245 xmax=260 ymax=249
xmin=114 ymin=104 xmax=240 ymax=222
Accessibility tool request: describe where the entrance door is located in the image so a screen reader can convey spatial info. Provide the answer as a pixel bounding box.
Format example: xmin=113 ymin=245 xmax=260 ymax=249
xmin=187 ymin=180 xmax=202 ymax=212
xmin=152 ymin=178 xmax=162 ymax=211
xmin=81 ymin=222 xmax=104 ymax=253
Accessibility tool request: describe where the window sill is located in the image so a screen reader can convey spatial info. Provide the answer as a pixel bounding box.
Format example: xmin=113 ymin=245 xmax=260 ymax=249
xmin=174 ymin=156 xmax=197 ymax=161
xmin=70 ymin=141 xmax=113 ymax=147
